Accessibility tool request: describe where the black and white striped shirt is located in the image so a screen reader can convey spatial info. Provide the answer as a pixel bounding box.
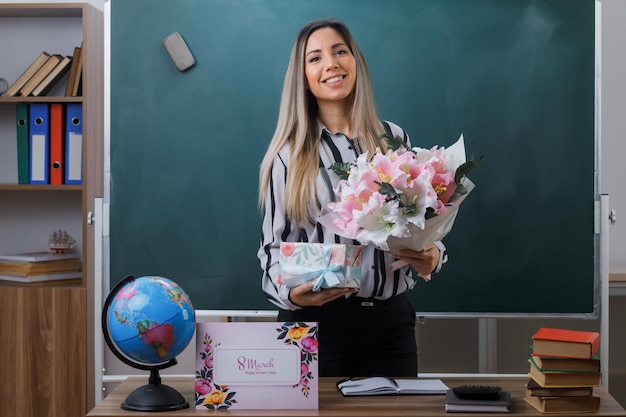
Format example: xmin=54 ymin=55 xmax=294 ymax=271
xmin=258 ymin=121 xmax=447 ymax=310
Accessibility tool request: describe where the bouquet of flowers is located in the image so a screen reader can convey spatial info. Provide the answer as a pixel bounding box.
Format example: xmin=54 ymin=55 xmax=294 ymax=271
xmin=320 ymin=133 xmax=482 ymax=271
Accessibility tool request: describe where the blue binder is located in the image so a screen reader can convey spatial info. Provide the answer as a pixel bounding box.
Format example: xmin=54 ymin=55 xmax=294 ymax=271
xmin=28 ymin=103 xmax=49 ymax=184
xmin=65 ymin=103 xmax=83 ymax=184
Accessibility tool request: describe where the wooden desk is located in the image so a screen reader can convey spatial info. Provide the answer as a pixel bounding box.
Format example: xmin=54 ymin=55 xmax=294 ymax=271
xmin=88 ymin=376 xmax=626 ymax=416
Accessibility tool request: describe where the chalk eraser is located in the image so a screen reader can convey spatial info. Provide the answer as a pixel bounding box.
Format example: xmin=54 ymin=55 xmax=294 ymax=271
xmin=163 ymin=32 xmax=195 ymax=72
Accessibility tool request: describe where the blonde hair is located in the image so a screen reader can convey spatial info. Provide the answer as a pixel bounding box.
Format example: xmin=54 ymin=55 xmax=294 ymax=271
xmin=258 ymin=18 xmax=386 ymax=226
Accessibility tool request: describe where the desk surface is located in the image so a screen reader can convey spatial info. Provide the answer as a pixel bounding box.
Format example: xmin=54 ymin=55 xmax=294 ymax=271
xmin=88 ymin=376 xmax=626 ymax=417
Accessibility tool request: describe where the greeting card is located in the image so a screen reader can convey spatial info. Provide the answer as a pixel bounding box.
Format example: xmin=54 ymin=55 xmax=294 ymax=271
xmin=195 ymin=322 xmax=318 ymax=410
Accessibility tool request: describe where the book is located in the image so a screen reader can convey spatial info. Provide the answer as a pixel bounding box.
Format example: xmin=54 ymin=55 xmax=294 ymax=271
xmin=0 ymin=251 xmax=80 ymax=263
xmin=19 ymin=54 xmax=63 ymax=97
xmin=525 ymin=390 xmax=601 ymax=413
xmin=31 ymin=55 xmax=72 ymax=97
xmin=0 ymin=258 xmax=82 ymax=276
xmin=0 ymin=270 xmax=82 ymax=284
xmin=71 ymin=44 xmax=83 ymax=97
xmin=530 ymin=355 xmax=601 ymax=373
xmin=532 ymin=327 xmax=600 ymax=359
xmin=5 ymin=51 xmax=51 ymax=96
xmin=337 ymin=377 xmax=448 ymax=396
xmin=65 ymin=46 xmax=82 ymax=96
xmin=444 ymin=389 xmax=511 ymax=413
xmin=528 ymin=359 xmax=602 ymax=388
xmin=526 ymin=378 xmax=593 ymax=397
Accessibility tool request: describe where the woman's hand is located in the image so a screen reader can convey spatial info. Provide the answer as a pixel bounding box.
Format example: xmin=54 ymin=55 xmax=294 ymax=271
xmin=289 ymin=281 xmax=357 ymax=307
xmin=395 ymin=243 xmax=440 ymax=276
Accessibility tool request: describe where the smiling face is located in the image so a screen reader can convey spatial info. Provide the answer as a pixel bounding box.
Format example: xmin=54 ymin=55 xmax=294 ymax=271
xmin=304 ymin=27 xmax=357 ymax=106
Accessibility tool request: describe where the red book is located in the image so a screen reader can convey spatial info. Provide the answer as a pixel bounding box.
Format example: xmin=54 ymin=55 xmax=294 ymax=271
xmin=49 ymin=103 xmax=64 ymax=184
xmin=532 ymin=327 xmax=600 ymax=359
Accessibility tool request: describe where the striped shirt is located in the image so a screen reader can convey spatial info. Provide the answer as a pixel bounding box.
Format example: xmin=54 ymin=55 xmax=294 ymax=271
xmin=258 ymin=121 xmax=447 ymax=310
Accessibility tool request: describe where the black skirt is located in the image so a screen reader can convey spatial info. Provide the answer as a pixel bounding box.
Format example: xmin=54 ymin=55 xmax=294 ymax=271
xmin=277 ymin=293 xmax=417 ymax=377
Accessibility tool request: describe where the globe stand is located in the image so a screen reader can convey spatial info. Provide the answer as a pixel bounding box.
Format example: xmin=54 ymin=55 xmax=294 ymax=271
xmin=101 ymin=275 xmax=196 ymax=413
xmin=121 ymin=368 xmax=189 ymax=412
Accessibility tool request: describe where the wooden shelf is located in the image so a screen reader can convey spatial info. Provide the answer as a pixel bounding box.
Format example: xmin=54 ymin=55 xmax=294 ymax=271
xmin=0 ymin=184 xmax=82 ymax=191
xmin=0 ymin=4 xmax=83 ymax=17
xmin=0 ymin=278 xmax=82 ymax=288
xmin=0 ymin=3 xmax=103 ymax=416
xmin=0 ymin=96 xmax=83 ymax=104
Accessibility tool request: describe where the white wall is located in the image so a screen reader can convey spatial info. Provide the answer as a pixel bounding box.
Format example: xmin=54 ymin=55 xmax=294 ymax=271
xmin=600 ymin=0 xmax=626 ymax=269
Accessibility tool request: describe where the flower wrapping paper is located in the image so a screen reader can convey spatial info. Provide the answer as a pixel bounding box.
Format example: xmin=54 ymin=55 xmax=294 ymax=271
xmin=277 ymin=242 xmax=362 ymax=290
xmin=385 ymin=176 xmax=474 ymax=254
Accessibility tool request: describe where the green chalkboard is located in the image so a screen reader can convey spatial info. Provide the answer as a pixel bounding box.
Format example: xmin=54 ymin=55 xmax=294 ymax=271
xmin=109 ymin=0 xmax=597 ymax=314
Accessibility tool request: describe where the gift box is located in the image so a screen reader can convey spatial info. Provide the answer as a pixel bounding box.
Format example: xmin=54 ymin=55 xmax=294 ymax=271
xmin=278 ymin=243 xmax=362 ymax=290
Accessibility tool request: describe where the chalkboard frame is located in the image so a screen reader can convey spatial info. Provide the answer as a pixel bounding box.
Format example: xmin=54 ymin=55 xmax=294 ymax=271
xmin=107 ymin=0 xmax=600 ymax=318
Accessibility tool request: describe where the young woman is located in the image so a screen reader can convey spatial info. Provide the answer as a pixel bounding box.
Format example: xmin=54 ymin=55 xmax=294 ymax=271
xmin=258 ymin=18 xmax=447 ymax=377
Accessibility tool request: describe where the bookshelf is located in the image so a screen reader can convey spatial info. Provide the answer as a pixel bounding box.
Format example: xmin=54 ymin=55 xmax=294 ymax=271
xmin=0 ymin=3 xmax=103 ymax=417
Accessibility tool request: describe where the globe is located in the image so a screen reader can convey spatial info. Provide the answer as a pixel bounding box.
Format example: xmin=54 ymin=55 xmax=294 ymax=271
xmin=102 ymin=275 xmax=196 ymax=411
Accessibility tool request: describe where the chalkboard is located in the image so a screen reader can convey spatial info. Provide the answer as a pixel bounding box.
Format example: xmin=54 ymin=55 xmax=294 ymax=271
xmin=109 ymin=0 xmax=597 ymax=315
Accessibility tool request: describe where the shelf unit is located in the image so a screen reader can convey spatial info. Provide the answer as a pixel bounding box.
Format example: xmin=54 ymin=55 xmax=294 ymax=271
xmin=0 ymin=3 xmax=103 ymax=417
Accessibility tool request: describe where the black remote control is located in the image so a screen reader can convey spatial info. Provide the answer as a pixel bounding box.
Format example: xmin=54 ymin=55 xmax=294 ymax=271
xmin=452 ymin=385 xmax=501 ymax=400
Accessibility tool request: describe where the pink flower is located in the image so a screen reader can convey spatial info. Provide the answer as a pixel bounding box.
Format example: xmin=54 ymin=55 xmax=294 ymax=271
xmin=435 ymin=179 xmax=457 ymax=206
xmin=325 ymin=134 xmax=475 ymax=253
xmin=281 ymin=242 xmax=295 ymax=257
xmin=195 ymin=379 xmax=212 ymax=395
xmin=301 ymin=336 xmax=318 ymax=353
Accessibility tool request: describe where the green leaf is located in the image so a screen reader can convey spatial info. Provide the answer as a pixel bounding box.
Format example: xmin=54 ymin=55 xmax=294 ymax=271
xmin=329 ymin=162 xmax=353 ymax=180
xmin=376 ymin=182 xmax=400 ymax=200
xmin=454 ymin=153 xmax=485 ymax=184
xmin=380 ymin=133 xmax=407 ymax=151
xmin=446 ymin=154 xmax=484 ymax=203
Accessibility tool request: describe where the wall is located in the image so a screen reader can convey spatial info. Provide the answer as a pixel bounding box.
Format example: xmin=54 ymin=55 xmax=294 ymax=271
xmin=600 ymin=0 xmax=626 ymax=270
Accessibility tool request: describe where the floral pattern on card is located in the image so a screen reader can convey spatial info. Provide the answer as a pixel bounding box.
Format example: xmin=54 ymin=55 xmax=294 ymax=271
xmin=195 ymin=322 xmax=319 ymax=410
xmin=195 ymin=334 xmax=238 ymax=410
xmin=276 ymin=321 xmax=319 ymax=397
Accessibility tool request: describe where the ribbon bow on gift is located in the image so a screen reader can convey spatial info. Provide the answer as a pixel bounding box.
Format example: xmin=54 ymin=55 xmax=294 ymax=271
xmin=280 ymin=247 xmax=343 ymax=291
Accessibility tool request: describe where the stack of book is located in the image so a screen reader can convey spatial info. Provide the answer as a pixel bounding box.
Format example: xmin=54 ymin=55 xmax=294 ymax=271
xmin=5 ymin=46 xmax=82 ymax=97
xmin=0 ymin=251 xmax=82 ymax=284
xmin=525 ymin=327 xmax=602 ymax=414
